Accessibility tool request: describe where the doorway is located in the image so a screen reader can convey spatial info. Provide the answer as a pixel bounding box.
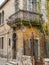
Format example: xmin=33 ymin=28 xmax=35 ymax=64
xmin=12 ymin=32 xmax=17 ymax=59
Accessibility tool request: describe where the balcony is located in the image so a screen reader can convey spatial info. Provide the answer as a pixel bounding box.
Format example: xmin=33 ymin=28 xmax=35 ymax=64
xmin=7 ymin=10 xmax=43 ymax=27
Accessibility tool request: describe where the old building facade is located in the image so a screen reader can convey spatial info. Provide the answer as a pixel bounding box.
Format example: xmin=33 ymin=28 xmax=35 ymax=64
xmin=0 ymin=0 xmax=15 ymax=58
xmin=0 ymin=0 xmax=47 ymax=64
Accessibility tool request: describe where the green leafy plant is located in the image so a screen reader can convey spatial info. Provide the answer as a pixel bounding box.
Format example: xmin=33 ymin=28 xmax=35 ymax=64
xmin=15 ymin=20 xmax=43 ymax=32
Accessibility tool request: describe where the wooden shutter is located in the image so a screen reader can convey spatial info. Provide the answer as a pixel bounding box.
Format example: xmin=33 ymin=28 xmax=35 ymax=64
xmin=23 ymin=39 xmax=26 ymax=55
xmin=0 ymin=13 xmax=1 ymax=25
xmin=2 ymin=10 xmax=4 ymax=24
xmin=2 ymin=37 xmax=4 ymax=49
xmin=34 ymin=39 xmax=38 ymax=59
xmin=46 ymin=42 xmax=49 ymax=58
xmin=9 ymin=38 xmax=11 ymax=46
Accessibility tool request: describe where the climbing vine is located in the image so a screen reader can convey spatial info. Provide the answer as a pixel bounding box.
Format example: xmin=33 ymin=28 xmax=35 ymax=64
xmin=15 ymin=20 xmax=43 ymax=32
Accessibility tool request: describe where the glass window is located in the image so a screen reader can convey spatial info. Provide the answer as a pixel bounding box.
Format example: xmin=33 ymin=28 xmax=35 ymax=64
xmin=23 ymin=0 xmax=27 ymax=10
xmin=27 ymin=0 xmax=33 ymax=11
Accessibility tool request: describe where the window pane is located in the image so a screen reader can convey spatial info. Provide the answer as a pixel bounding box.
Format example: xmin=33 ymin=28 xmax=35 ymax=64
xmin=23 ymin=0 xmax=27 ymax=10
xmin=27 ymin=0 xmax=33 ymax=11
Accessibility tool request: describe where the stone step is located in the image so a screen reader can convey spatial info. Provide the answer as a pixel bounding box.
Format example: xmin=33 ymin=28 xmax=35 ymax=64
xmin=6 ymin=55 xmax=34 ymax=65
xmin=6 ymin=63 xmax=13 ymax=65
xmin=6 ymin=61 xmax=17 ymax=65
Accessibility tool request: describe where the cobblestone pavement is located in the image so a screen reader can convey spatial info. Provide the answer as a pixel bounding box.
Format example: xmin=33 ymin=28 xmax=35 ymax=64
xmin=0 ymin=58 xmax=7 ymax=65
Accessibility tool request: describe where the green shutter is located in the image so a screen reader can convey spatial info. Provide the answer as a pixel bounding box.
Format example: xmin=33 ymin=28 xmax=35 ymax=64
xmin=2 ymin=37 xmax=4 ymax=49
xmin=0 ymin=13 xmax=1 ymax=25
xmin=2 ymin=11 xmax=4 ymax=24
xmin=46 ymin=0 xmax=49 ymax=21
xmin=46 ymin=42 xmax=49 ymax=57
xmin=34 ymin=39 xmax=38 ymax=59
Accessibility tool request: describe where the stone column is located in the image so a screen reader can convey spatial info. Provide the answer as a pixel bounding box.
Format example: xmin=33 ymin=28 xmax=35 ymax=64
xmin=16 ymin=30 xmax=23 ymax=62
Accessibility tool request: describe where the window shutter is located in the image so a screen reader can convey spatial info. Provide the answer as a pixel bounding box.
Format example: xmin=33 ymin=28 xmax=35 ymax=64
xmin=2 ymin=10 xmax=4 ymax=24
xmin=34 ymin=39 xmax=38 ymax=59
xmin=23 ymin=40 xmax=26 ymax=55
xmin=0 ymin=38 xmax=2 ymax=49
xmin=9 ymin=38 xmax=11 ymax=46
xmin=0 ymin=13 xmax=1 ymax=25
xmin=2 ymin=37 xmax=4 ymax=49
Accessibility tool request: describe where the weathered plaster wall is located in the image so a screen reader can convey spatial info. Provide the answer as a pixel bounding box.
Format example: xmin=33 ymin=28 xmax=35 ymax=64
xmin=16 ymin=26 xmax=39 ymax=59
xmin=0 ymin=0 xmax=15 ymax=56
